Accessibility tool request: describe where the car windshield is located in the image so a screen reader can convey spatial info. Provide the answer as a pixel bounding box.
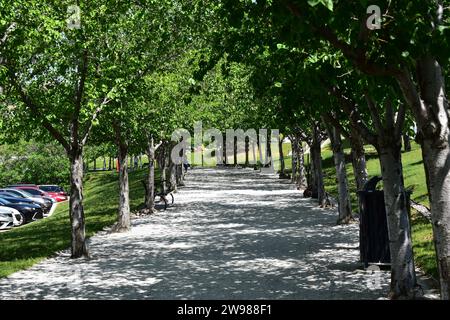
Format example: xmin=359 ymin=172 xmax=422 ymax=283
xmin=7 ymin=189 xmax=33 ymax=197
xmin=23 ymin=189 xmax=42 ymax=196
xmin=41 ymin=186 xmax=62 ymax=192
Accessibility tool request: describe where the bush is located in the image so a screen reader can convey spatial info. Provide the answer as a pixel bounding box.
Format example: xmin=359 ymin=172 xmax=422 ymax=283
xmin=0 ymin=141 xmax=70 ymax=189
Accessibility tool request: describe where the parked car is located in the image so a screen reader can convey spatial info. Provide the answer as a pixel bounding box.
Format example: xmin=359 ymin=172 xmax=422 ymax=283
xmin=38 ymin=185 xmax=68 ymax=199
xmin=0 ymin=206 xmax=23 ymax=229
xmin=0 ymin=194 xmax=47 ymax=216
xmin=0 ymin=198 xmax=44 ymax=223
xmin=0 ymin=189 xmax=53 ymax=214
xmin=9 ymin=185 xmax=64 ymax=202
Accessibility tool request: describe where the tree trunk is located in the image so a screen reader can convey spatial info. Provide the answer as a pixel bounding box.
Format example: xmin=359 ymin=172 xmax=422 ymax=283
xmin=145 ymin=136 xmax=156 ymax=211
xmin=377 ymin=142 xmax=417 ymax=299
xmin=168 ymin=144 xmax=177 ymax=192
xmin=279 ymin=137 xmax=286 ymax=177
xmin=291 ymin=136 xmax=298 ymax=184
xmin=308 ymin=142 xmax=316 ymax=194
xmin=297 ymin=141 xmax=307 ymax=189
xmin=336 ymin=88 xmax=418 ymax=299
xmin=267 ymin=137 xmax=272 ymax=168
xmin=257 ymin=133 xmax=261 ymax=167
xmin=415 ymin=56 xmax=450 ymax=299
xmin=69 ymin=151 xmax=89 ymax=258
xmin=349 ymin=127 xmax=368 ymax=191
xmin=311 ymin=124 xmax=327 ymax=206
xmin=93 ymin=158 xmax=96 ymax=171
xmin=223 ymin=133 xmax=227 ymax=165
xmin=421 ymin=140 xmax=450 ymax=299
xmin=108 ymin=157 xmax=112 ymax=171
xmin=233 ymin=136 xmax=238 ymax=166
xmin=176 ymin=164 xmax=183 ymax=186
xmin=113 ymin=125 xmax=131 ymax=232
xmin=403 ymin=134 xmax=412 ymax=152
xmin=327 ymin=125 xmax=352 ymax=224
xmin=158 ymin=142 xmax=167 ymax=194
xmin=245 ymin=136 xmax=250 ymax=167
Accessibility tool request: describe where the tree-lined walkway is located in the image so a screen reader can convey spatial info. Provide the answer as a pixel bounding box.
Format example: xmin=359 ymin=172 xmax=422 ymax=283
xmin=0 ymin=168 xmax=393 ymax=299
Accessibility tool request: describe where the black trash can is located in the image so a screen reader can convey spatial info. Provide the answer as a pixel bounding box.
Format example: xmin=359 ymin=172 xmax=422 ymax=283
xmin=357 ymin=177 xmax=391 ymax=268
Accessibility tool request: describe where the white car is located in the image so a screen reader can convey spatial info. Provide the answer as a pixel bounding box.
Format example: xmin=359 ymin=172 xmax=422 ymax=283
xmin=0 ymin=206 xmax=23 ymax=230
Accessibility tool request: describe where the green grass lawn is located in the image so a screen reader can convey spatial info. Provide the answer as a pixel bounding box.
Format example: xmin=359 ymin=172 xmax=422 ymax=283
xmin=318 ymin=141 xmax=437 ymax=279
xmin=0 ymin=169 xmax=152 ymax=278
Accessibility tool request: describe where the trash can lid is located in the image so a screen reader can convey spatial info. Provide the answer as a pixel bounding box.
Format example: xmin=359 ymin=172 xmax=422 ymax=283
xmin=363 ymin=176 xmax=382 ymax=192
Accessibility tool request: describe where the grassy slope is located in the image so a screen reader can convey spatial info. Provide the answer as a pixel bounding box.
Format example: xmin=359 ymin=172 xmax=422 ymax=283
xmin=319 ymin=141 xmax=437 ymax=278
xmin=0 ymin=169 xmax=150 ymax=278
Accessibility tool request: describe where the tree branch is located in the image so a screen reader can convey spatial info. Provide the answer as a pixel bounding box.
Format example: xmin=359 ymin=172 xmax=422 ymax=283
xmin=328 ymin=85 xmax=378 ymax=146
xmin=284 ymin=2 xmax=400 ymax=77
xmin=364 ymin=93 xmax=384 ymax=134
xmin=155 ymin=140 xmax=163 ymax=151
xmin=6 ymin=64 xmax=70 ymax=151
xmin=71 ymin=49 xmax=89 ymax=149
xmin=395 ymin=102 xmax=406 ymax=140
xmin=322 ymin=112 xmax=351 ymax=140
xmin=74 ymin=49 xmax=89 ymax=117
xmin=80 ymin=95 xmax=112 ymax=147
xmin=0 ymin=23 xmax=17 ymax=67
xmin=0 ymin=23 xmax=16 ymax=48
xmin=385 ymin=98 xmax=395 ymax=130
xmin=80 ymin=107 xmax=102 ymax=147
xmin=395 ymin=68 xmax=428 ymax=127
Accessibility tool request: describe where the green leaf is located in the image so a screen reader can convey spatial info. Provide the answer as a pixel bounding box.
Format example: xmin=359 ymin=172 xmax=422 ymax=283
xmin=308 ymin=0 xmax=333 ymax=11
xmin=438 ymin=25 xmax=449 ymax=33
xmin=321 ymin=0 xmax=333 ymax=11
xmin=307 ymin=0 xmax=321 ymax=7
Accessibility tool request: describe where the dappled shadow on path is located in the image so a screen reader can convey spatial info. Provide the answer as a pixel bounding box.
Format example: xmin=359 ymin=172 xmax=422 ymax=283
xmin=0 ymin=167 xmax=390 ymax=300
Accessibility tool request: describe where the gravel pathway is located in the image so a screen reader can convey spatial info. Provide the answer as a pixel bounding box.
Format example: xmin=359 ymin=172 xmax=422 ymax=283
xmin=0 ymin=167 xmax=407 ymax=299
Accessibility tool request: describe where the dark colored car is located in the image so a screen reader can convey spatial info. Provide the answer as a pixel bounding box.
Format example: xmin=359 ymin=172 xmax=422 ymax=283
xmin=0 ymin=198 xmax=43 ymax=223
xmin=0 ymin=189 xmax=52 ymax=213
xmin=0 ymin=194 xmax=46 ymax=210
